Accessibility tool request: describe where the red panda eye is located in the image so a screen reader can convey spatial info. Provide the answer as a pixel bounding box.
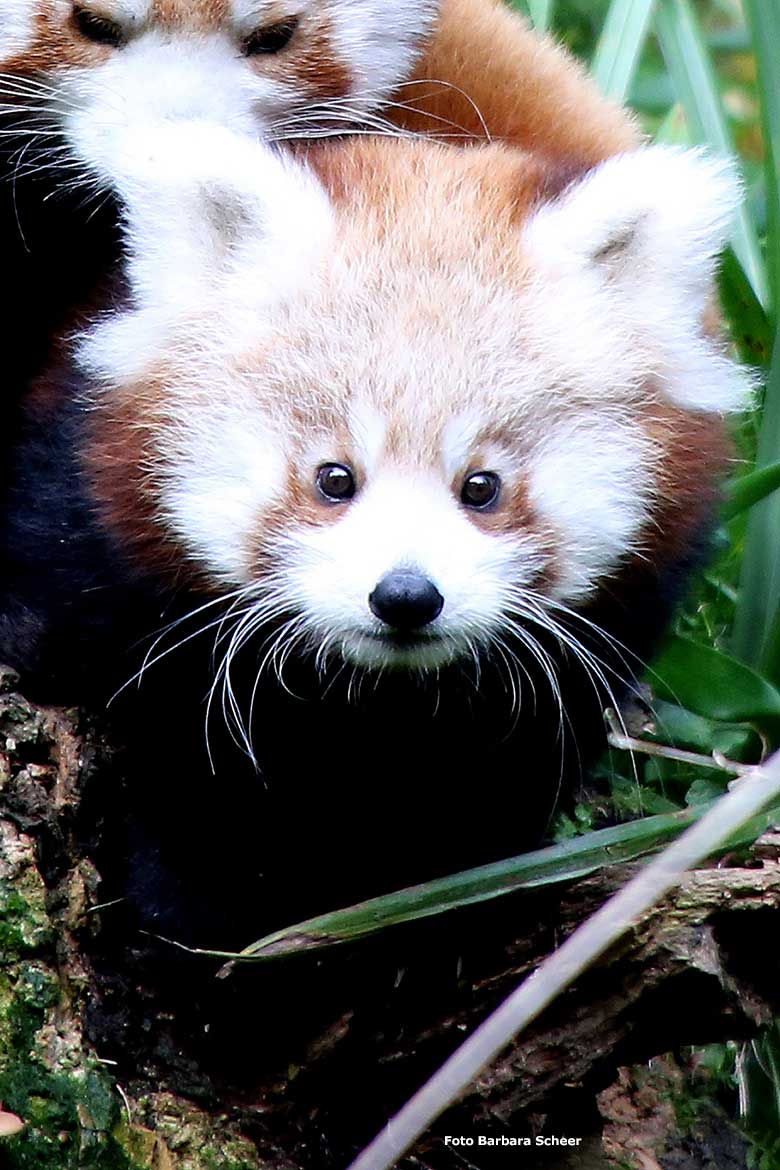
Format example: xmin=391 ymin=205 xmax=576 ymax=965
xmin=461 ymin=471 xmax=501 ymax=510
xmin=72 ymin=5 xmax=125 ymax=47
xmin=317 ymin=464 xmax=356 ymax=503
xmin=242 ymin=17 xmax=299 ymax=56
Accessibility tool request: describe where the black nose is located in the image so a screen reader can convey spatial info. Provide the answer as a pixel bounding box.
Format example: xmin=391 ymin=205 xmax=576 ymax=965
xmin=369 ymin=571 xmax=444 ymax=631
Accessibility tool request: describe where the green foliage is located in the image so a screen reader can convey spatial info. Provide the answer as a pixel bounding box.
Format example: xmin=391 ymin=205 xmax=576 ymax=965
xmin=220 ymin=798 xmax=780 ymax=965
xmin=651 ymin=635 xmax=780 ymax=724
xmin=591 ymin=0 xmax=654 ymax=101
xmin=476 ymin=2 xmax=780 ymax=1160
xmin=548 ymin=0 xmax=780 ymax=1160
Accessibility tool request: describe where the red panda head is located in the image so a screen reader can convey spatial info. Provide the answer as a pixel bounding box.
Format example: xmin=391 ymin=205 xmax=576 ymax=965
xmin=78 ymin=124 xmax=750 ymax=673
xmin=0 ymin=0 xmax=437 ymax=187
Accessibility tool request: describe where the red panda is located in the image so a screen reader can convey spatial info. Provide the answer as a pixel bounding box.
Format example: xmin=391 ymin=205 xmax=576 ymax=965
xmin=0 ymin=116 xmax=749 ymax=944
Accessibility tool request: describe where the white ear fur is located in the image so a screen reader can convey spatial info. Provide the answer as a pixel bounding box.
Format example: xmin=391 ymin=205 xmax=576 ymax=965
xmin=523 ymin=146 xmax=751 ymax=414
xmin=525 ymin=146 xmax=740 ymax=293
xmin=112 ymin=122 xmax=333 ymax=307
xmin=78 ymin=122 xmax=334 ymax=383
xmin=327 ymin=0 xmax=440 ymax=105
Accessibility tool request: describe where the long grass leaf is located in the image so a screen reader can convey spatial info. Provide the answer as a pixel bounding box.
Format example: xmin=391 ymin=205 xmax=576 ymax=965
xmin=742 ymin=0 xmax=780 ymax=317
xmin=733 ymin=336 xmax=780 ymax=676
xmin=655 ymin=0 xmax=769 ymax=310
xmin=506 ymin=0 xmax=553 ymax=31
xmin=719 ymin=247 xmax=773 ymax=368
xmin=592 ymin=0 xmax=655 ymax=104
xmin=527 ymin=0 xmax=554 ymax=32
xmin=724 ymin=461 xmax=780 ymax=522
xmin=731 ymin=0 xmax=780 ymax=680
xmin=227 ymin=800 xmax=778 ymax=964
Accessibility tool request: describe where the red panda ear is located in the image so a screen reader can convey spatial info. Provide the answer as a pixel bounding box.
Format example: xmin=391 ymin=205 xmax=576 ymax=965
xmin=77 ymin=122 xmax=334 ymax=385
xmin=111 ymin=122 xmax=333 ymax=307
xmin=519 ymin=147 xmax=752 ymax=416
xmin=523 ymin=146 xmax=741 ymax=306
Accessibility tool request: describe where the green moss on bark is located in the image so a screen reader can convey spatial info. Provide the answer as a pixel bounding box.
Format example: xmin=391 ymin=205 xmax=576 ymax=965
xmin=0 ymin=806 xmax=270 ymax=1169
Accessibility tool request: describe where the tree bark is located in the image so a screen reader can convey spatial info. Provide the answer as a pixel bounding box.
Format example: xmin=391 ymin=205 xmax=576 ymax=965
xmin=0 ymin=666 xmax=777 ymax=1169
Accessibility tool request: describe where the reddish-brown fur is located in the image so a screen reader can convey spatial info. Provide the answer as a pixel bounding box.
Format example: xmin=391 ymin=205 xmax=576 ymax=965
xmin=150 ymin=0 xmax=229 ymax=26
xmin=389 ymin=0 xmax=639 ymax=163
xmin=2 ymin=3 xmax=112 ymax=72
xmin=636 ymin=396 xmax=731 ymax=574
xmin=273 ymin=15 xmax=353 ymax=102
xmin=81 ymin=379 xmax=193 ymax=582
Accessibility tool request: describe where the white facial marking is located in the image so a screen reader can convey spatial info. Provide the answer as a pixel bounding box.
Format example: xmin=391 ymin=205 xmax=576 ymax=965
xmin=160 ymin=402 xmax=286 ymax=585
xmin=0 ymin=0 xmax=36 ymax=59
xmin=442 ymin=412 xmax=483 ymax=482
xmin=230 ymin=0 xmax=306 ymax=32
xmin=61 ymin=35 xmax=265 ymax=186
xmin=84 ymin=0 xmax=151 ymax=21
xmin=326 ymin=0 xmax=439 ymax=104
xmin=349 ymin=399 xmax=387 ymax=476
xmin=528 ymin=415 xmax=656 ymax=604
xmin=50 ymin=0 xmax=148 ymax=25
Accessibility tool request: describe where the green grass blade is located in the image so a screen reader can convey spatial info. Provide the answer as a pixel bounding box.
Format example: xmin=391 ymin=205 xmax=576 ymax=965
xmin=506 ymin=0 xmax=553 ymax=30
xmin=723 ymin=462 xmax=780 ymax=522
xmin=719 ymin=247 xmax=773 ymax=368
xmin=227 ymin=802 xmax=778 ymax=964
xmin=655 ymin=0 xmax=769 ymax=311
xmin=591 ymin=0 xmax=655 ymax=104
xmin=743 ymin=0 xmax=780 ymax=317
xmin=527 ymin=0 xmax=554 ymax=32
xmin=733 ymin=337 xmax=780 ymax=676
xmin=732 ymin=0 xmax=780 ymax=678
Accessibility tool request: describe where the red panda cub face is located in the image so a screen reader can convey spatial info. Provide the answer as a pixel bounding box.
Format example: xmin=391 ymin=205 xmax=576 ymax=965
xmin=0 ymin=0 xmax=436 ymax=188
xmin=79 ymin=127 xmax=750 ymax=674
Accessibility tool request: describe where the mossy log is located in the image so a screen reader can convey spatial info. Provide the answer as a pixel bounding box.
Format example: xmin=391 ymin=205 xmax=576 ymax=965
xmin=0 ymin=666 xmax=778 ymax=1169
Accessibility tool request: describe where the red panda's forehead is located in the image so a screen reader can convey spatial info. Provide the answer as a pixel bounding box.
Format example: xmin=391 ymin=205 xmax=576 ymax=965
xmin=148 ymin=1 xmax=293 ymax=30
xmin=312 ymin=138 xmax=583 ymax=287
xmin=146 ymin=0 xmax=230 ymax=28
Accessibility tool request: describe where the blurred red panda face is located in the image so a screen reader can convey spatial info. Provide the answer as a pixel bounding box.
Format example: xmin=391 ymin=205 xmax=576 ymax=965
xmin=0 ymin=0 xmax=436 ymax=186
xmin=78 ymin=127 xmax=748 ymax=674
